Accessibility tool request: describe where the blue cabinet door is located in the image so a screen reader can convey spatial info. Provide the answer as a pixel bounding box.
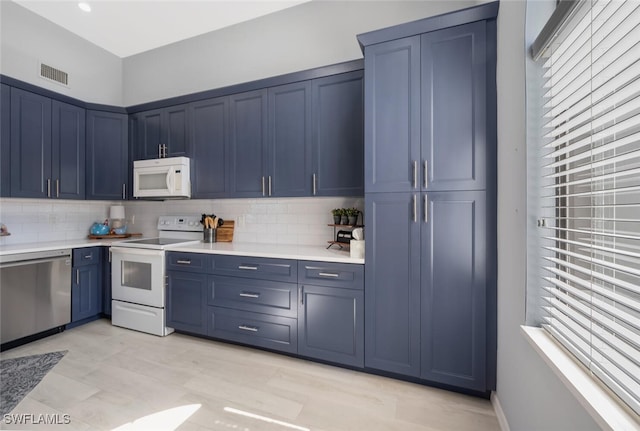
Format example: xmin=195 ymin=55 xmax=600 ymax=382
xmin=189 ymin=97 xmax=229 ymax=198
xmin=364 ymin=37 xmax=420 ymax=193
xmin=102 ymin=246 xmax=112 ymax=316
xmin=166 ymin=271 xmax=207 ymax=335
xmin=133 ymin=105 xmax=189 ymax=160
xmin=10 ymin=88 xmax=52 ymax=198
xmin=52 ymin=101 xmax=85 ymax=199
xmin=420 ymin=191 xmax=487 ymax=391
xmin=421 ymin=22 xmax=488 ymax=191
xmin=72 ymin=262 xmax=101 ymax=322
xmin=268 ymin=81 xmax=312 ymax=197
xmin=298 ymin=284 xmax=364 ymax=368
xmin=133 ymin=109 xmax=162 ymax=159
xmin=229 ymin=90 xmax=268 ymax=197
xmin=165 ymin=105 xmax=189 ymax=157
xmin=364 ymin=192 xmax=421 ymax=376
xmin=1 ymin=84 xmax=10 ymax=197
xmin=86 ymin=111 xmax=129 ymax=200
xmin=312 ymin=71 xmax=364 ymax=196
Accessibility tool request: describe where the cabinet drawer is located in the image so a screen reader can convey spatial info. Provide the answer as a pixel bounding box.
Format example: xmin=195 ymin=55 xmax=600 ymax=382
xmin=211 ymin=255 xmax=297 ymax=283
xmin=298 ymin=261 xmax=364 ymax=290
xmin=208 ymin=307 xmax=297 ymax=354
xmin=208 ymin=275 xmax=297 ymax=318
xmin=166 ymin=252 xmax=211 ymax=273
xmin=73 ymin=247 xmax=101 ymax=266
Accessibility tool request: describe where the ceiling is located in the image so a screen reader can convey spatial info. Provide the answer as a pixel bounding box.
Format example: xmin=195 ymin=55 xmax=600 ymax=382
xmin=12 ymin=0 xmax=311 ymax=58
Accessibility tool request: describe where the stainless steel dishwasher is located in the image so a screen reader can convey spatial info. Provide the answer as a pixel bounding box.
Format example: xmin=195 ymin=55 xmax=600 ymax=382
xmin=0 ymin=249 xmax=72 ymax=345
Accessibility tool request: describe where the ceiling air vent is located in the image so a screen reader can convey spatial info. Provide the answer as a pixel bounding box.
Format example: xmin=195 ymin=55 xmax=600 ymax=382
xmin=39 ymin=63 xmax=69 ymax=87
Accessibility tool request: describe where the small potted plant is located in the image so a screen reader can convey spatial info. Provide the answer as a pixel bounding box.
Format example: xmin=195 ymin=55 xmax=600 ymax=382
xmin=331 ymin=208 xmax=342 ymax=224
xmin=340 ymin=209 xmax=349 ymax=225
xmin=346 ymin=208 xmax=360 ymax=226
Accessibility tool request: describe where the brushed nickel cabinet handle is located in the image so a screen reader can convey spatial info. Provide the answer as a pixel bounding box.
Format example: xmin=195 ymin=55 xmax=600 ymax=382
xmin=158 ymin=144 xmax=162 ymax=158
xmin=238 ymin=325 xmax=258 ymax=332
xmin=262 ymin=176 xmax=266 ymax=196
xmin=238 ymin=265 xmax=258 ymax=271
xmin=413 ymin=195 xmax=417 ymax=222
xmin=318 ymin=272 xmax=339 ymax=278
xmin=239 ymin=292 xmax=260 ymax=298
xmin=176 ymin=259 xmax=191 ymax=265
xmin=56 ymin=179 xmax=60 ymax=197
xmin=424 ymin=160 xmax=428 ymax=189
xmin=122 ymin=184 xmax=126 ymax=200
xmin=312 ymin=173 xmax=317 ymax=195
xmin=47 ymin=178 xmax=51 ymax=198
xmin=76 ymin=269 xmax=80 ymax=285
xmin=268 ymin=176 xmax=272 ymax=197
xmin=424 ymin=194 xmax=428 ymax=223
xmin=413 ymin=161 xmax=418 ymax=189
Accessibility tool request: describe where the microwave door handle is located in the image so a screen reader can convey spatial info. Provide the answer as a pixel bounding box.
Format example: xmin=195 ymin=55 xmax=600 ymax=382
xmin=166 ymin=169 xmax=175 ymax=192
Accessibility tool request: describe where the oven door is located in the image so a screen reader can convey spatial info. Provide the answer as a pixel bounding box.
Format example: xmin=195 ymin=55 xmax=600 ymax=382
xmin=111 ymin=247 xmax=165 ymax=308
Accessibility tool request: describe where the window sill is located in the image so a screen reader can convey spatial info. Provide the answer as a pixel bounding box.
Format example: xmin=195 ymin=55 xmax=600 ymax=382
xmin=520 ymin=326 xmax=640 ymax=431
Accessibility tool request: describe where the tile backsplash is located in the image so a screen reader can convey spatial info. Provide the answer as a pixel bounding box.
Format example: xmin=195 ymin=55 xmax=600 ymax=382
xmin=0 ymin=196 xmax=364 ymax=246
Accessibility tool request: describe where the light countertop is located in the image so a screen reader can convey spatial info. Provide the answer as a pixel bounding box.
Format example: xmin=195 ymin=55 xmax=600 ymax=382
xmin=168 ymin=241 xmax=364 ymax=264
xmin=0 ymin=239 xmax=364 ymax=264
xmin=0 ymin=239 xmax=115 ymax=256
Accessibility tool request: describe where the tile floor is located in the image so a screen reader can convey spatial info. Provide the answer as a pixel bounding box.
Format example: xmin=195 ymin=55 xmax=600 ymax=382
xmin=1 ymin=320 xmax=500 ymax=430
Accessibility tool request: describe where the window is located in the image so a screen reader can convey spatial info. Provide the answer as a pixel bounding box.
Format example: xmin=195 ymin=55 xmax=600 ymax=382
xmin=529 ymin=0 xmax=640 ymax=416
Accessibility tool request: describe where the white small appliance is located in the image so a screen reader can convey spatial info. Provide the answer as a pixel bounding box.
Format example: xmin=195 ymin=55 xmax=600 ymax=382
xmin=133 ymin=156 xmax=191 ymax=199
xmin=110 ymin=215 xmax=203 ymax=336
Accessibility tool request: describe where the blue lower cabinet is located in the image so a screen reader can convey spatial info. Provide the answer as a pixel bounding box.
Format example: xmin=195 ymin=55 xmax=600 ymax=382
xmin=166 ymin=271 xmax=208 ymax=335
xmin=208 ymin=306 xmax=297 ymax=354
xmin=298 ymin=284 xmax=364 ymax=368
xmin=420 ymin=191 xmax=488 ymax=391
xmin=71 ymin=248 xmax=102 ymax=322
xmin=102 ymin=247 xmax=112 ymax=316
xmin=208 ymin=275 xmax=297 ymax=318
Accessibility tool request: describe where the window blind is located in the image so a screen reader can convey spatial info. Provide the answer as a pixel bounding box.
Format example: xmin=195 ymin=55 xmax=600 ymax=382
xmin=535 ymin=0 xmax=640 ymax=416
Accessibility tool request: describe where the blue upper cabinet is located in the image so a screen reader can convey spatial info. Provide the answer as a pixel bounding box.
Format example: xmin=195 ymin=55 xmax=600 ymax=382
xmin=364 ymin=21 xmax=489 ymax=193
xmin=52 ymin=101 xmax=85 ymax=199
xmin=10 ymin=88 xmax=53 ymax=198
xmin=86 ymin=110 xmax=129 ymax=200
xmin=133 ymin=104 xmax=188 ymax=160
xmin=229 ymin=89 xmax=268 ymax=197
xmin=421 ymin=22 xmax=487 ymax=191
xmin=268 ymin=81 xmax=312 ymax=197
xmin=364 ymin=36 xmax=420 ymax=194
xmin=9 ymin=88 xmax=85 ymax=199
xmin=1 ymin=84 xmax=10 ymax=197
xmin=189 ymin=97 xmax=229 ymax=199
xmin=312 ymin=71 xmax=364 ymax=196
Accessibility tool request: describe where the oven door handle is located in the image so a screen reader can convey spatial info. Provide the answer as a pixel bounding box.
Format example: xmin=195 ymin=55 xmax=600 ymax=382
xmin=110 ymin=247 xmax=165 ymax=257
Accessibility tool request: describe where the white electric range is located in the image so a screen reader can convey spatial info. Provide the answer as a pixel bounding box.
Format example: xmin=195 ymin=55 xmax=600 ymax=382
xmin=110 ymin=215 xmax=203 ymax=336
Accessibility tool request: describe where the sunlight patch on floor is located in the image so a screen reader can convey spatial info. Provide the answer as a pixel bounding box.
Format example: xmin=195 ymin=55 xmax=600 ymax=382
xmin=112 ymin=404 xmax=201 ymax=431
xmin=224 ymin=407 xmax=310 ymax=431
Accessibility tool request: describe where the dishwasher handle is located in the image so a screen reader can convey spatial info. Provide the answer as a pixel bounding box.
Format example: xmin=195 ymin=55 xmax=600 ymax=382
xmin=0 ymin=255 xmax=71 ymax=270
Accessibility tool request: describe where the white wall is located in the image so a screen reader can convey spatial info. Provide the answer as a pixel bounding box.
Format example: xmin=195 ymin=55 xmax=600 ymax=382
xmin=122 ymin=0 xmax=480 ymax=106
xmin=494 ymin=2 xmax=600 ymax=430
xmin=0 ymin=1 xmax=122 ymax=105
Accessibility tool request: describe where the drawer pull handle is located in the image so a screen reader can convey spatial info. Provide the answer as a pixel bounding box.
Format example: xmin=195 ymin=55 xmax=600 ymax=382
xmin=238 ymin=265 xmax=258 ymax=271
xmin=238 ymin=325 xmax=259 ymax=332
xmin=239 ymin=292 xmax=260 ymax=298
xmin=84 ymin=254 xmax=92 ymax=259
xmin=318 ymin=272 xmax=339 ymax=278
xmin=176 ymin=259 xmax=191 ymax=265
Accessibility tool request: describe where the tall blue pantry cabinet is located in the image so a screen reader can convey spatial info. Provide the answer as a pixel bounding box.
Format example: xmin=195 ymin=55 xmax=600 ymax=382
xmin=358 ymin=2 xmax=498 ymax=394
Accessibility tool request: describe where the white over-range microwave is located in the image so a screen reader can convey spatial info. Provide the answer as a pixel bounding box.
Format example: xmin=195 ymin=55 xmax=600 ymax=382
xmin=133 ymin=156 xmax=191 ymax=199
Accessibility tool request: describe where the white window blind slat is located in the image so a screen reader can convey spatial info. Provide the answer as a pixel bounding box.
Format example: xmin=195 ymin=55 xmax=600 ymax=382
xmin=531 ymin=0 xmax=640 ymax=415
